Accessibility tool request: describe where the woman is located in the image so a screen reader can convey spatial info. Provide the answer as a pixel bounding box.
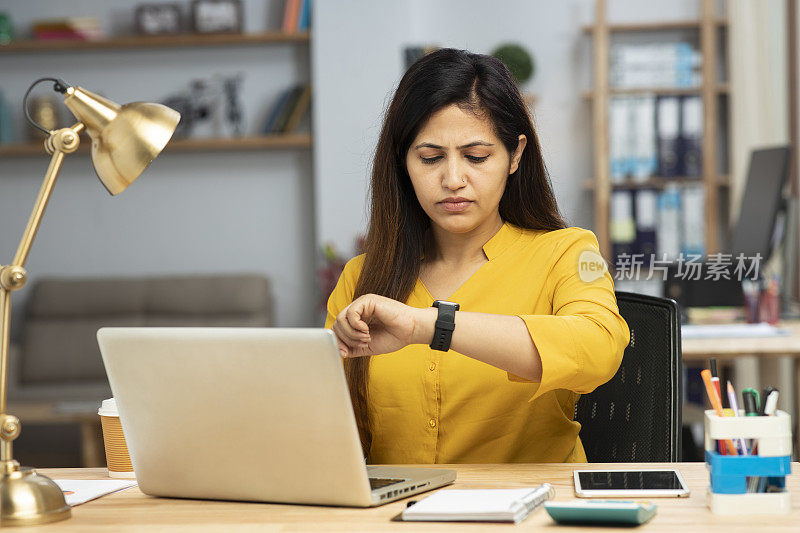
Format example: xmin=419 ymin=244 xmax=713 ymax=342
xmin=325 ymin=48 xmax=629 ymax=464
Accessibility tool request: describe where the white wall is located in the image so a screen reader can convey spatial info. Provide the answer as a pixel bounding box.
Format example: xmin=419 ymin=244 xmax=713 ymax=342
xmin=0 ymin=0 xmax=714 ymax=335
xmin=312 ymin=0 xmax=706 ymax=258
xmin=0 ymin=0 xmax=316 ymax=333
xmin=311 ymin=1 xmax=413 ymax=259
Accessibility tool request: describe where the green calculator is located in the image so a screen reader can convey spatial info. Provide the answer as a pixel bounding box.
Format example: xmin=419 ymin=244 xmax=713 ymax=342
xmin=544 ymin=500 xmax=657 ymax=526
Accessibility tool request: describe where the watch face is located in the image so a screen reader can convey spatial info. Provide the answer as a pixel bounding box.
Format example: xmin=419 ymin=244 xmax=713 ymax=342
xmin=434 ymin=300 xmax=459 ymax=310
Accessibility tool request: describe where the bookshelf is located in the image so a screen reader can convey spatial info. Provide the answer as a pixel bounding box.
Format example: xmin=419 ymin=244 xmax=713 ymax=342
xmin=0 ymin=32 xmax=310 ymax=53
xmin=581 ymin=19 xmax=727 ymax=34
xmin=0 ymin=32 xmax=311 ymax=156
xmin=0 ymin=134 xmax=312 ymax=158
xmin=583 ymin=175 xmax=729 ymax=191
xmin=585 ymin=0 xmax=730 ymax=262
xmin=581 ymin=83 xmax=729 ymax=99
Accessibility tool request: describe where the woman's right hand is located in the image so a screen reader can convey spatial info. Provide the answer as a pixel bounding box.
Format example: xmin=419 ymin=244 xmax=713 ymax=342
xmin=331 ymin=293 xmax=424 ymax=358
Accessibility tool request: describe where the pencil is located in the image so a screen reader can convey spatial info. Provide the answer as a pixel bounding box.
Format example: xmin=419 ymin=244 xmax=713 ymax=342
xmin=726 ymin=381 xmax=748 ymax=455
xmin=709 ymin=359 xmax=726 ymax=454
xmin=701 ymin=370 xmax=738 ymax=455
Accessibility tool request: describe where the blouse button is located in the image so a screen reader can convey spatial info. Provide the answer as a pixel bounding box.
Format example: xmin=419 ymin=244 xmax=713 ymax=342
xmin=429 ymin=362 xmax=436 ymax=371
xmin=428 ymin=418 xmax=437 ymax=428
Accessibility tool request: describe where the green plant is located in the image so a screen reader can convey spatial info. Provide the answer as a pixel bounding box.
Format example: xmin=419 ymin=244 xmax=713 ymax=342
xmin=491 ymin=43 xmax=535 ymax=85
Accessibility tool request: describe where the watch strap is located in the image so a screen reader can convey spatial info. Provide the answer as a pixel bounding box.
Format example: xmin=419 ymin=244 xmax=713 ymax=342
xmin=430 ymin=301 xmax=459 ymax=351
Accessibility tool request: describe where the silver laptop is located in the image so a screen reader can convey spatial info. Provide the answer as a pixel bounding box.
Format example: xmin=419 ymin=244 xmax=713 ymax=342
xmin=97 ymin=327 xmax=455 ymax=507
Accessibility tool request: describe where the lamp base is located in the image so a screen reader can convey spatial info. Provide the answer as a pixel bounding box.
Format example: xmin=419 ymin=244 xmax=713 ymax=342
xmin=0 ymin=461 xmax=71 ymax=526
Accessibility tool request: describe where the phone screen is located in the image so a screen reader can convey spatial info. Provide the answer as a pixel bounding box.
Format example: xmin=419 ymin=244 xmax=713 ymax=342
xmin=577 ymin=471 xmax=684 ymax=491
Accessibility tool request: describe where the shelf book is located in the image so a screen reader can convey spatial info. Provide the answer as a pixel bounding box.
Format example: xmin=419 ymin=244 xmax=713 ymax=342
xmin=263 ymin=84 xmax=311 ymax=135
xmin=283 ymin=0 xmax=311 ymax=32
xmin=30 ymin=16 xmax=104 ymax=41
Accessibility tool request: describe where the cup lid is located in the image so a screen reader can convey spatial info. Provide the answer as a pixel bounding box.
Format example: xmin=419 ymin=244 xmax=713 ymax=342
xmin=98 ymin=397 xmax=118 ymax=417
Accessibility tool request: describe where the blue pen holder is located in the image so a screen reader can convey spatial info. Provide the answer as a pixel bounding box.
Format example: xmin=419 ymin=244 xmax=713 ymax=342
xmin=704 ymin=410 xmax=792 ymax=514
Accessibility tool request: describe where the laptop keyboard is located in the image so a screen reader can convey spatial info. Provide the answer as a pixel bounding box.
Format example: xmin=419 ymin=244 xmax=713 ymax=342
xmin=369 ymin=477 xmax=405 ymax=490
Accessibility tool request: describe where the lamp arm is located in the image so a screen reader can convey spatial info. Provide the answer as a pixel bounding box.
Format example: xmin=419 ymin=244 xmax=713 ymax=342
xmin=12 ymin=124 xmax=84 ymax=267
xmin=0 ymin=125 xmax=82 ymax=462
xmin=0 ymin=290 xmax=14 ymax=462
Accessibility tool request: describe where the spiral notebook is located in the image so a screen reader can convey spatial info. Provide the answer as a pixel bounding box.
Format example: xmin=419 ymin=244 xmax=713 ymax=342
xmin=400 ymin=483 xmax=555 ymax=524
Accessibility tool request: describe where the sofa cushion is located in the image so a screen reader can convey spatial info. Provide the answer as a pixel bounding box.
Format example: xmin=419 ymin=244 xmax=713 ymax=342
xmin=145 ymin=275 xmax=272 ymax=315
xmin=22 ymin=317 xmax=144 ymax=384
xmin=27 ymin=279 xmax=145 ymax=317
xmin=18 ymin=274 xmax=272 ymax=386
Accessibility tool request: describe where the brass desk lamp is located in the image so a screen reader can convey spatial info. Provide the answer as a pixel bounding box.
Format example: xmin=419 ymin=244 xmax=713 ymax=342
xmin=0 ymin=78 xmax=179 ymax=525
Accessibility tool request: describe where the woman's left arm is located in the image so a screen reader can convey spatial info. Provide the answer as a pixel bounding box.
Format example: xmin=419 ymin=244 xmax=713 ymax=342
xmin=413 ymin=308 xmax=543 ymax=380
xmin=331 ymin=294 xmax=539 ymax=379
xmin=331 ymin=229 xmax=629 ymax=395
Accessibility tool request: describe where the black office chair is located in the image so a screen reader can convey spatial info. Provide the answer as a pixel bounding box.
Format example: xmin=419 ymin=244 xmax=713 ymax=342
xmin=574 ymin=291 xmax=682 ymax=462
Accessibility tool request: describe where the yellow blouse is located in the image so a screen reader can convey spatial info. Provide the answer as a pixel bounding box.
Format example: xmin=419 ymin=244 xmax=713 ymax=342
xmin=324 ymin=222 xmax=629 ymax=464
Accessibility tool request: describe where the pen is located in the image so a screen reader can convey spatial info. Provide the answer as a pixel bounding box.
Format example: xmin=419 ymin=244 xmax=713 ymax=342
xmin=742 ymin=388 xmax=760 ymax=415
xmin=708 ymin=360 xmax=727 ymax=454
xmin=742 ymin=389 xmax=759 ymax=462
xmin=710 ymin=359 xmax=723 ymax=408
xmin=763 ymin=390 xmax=779 ymax=416
xmin=701 ymin=370 xmax=737 ymax=455
xmin=758 ymin=387 xmax=779 ymax=488
xmin=744 ymin=387 xmax=770 ymax=458
xmin=755 ymin=388 xmax=778 ymax=494
xmin=760 ymin=386 xmax=777 ymax=415
xmin=726 ymin=381 xmax=748 ymax=455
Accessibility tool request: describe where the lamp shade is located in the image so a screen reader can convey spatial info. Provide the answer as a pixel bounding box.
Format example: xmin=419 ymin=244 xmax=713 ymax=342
xmin=63 ymin=86 xmax=180 ymax=195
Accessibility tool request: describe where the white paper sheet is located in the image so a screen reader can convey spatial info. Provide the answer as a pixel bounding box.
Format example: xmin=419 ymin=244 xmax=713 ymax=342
xmin=681 ymin=323 xmax=789 ymax=339
xmin=53 ymin=479 xmax=137 ymax=506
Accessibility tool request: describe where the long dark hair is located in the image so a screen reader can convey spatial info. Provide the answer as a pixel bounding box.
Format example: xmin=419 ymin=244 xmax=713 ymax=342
xmin=347 ymin=48 xmax=566 ymax=459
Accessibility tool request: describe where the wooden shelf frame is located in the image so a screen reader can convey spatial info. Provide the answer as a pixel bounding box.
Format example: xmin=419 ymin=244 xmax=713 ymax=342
xmin=581 ymin=19 xmax=727 ymax=34
xmin=581 ymin=83 xmax=729 ymax=99
xmin=0 ymin=32 xmax=314 ymax=158
xmin=586 ymin=0 xmax=728 ymax=259
xmin=582 ymin=175 xmax=730 ymax=190
xmin=0 ymin=32 xmax=310 ymax=53
xmin=0 ymin=134 xmax=312 ymax=158
xmin=591 ymin=0 xmax=612 ymax=258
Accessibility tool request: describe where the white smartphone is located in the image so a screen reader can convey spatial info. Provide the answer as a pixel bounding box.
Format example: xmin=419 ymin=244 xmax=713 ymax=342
xmin=573 ymin=469 xmax=691 ymax=498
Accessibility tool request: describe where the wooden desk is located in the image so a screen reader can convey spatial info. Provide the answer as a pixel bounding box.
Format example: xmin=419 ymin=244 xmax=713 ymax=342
xmin=6 ymin=463 xmax=798 ymax=531
xmin=681 ymin=322 xmax=800 ymax=360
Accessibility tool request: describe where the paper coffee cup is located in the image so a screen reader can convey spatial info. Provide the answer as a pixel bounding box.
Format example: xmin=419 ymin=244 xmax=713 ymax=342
xmin=98 ymin=398 xmax=135 ymax=479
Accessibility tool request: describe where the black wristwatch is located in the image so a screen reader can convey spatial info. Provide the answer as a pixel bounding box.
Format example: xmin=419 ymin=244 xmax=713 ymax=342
xmin=430 ymin=300 xmax=459 ymax=351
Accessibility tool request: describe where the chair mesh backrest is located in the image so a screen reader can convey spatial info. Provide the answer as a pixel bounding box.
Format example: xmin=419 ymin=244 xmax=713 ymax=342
xmin=574 ymin=292 xmax=682 ymax=462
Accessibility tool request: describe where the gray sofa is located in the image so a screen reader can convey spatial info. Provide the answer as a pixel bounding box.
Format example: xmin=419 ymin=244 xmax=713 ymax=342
xmin=8 ymin=274 xmax=273 ymax=403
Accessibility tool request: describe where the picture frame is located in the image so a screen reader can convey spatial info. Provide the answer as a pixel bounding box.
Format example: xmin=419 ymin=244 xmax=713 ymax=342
xmin=135 ymin=3 xmax=183 ymax=36
xmin=191 ymin=0 xmax=243 ymax=34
